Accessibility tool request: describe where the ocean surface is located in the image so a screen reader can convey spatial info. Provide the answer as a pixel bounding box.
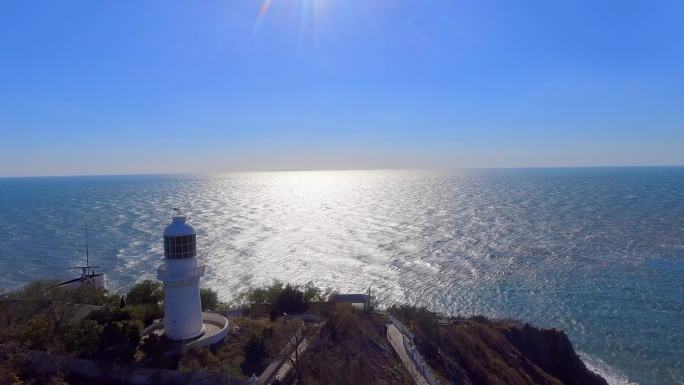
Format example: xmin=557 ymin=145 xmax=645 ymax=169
xmin=0 ymin=168 xmax=682 ymax=385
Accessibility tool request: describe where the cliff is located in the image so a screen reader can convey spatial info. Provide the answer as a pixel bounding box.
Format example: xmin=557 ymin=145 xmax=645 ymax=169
xmin=0 ymin=279 xmax=610 ymax=385
xmin=500 ymin=322 xmax=607 ymax=385
xmin=391 ymin=308 xmax=608 ymax=385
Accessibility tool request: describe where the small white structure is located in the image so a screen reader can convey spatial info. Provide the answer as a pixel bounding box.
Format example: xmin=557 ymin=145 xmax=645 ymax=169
xmin=329 ymin=293 xmax=370 ymax=310
xmin=156 ymin=214 xmax=206 ymax=340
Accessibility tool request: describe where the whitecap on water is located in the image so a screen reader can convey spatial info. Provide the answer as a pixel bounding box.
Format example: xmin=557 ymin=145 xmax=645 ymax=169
xmin=581 ymin=353 xmax=640 ymax=385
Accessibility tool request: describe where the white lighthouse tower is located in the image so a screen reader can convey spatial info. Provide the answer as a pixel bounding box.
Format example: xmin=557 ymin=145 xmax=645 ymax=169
xmin=156 ymin=214 xmax=206 ymax=340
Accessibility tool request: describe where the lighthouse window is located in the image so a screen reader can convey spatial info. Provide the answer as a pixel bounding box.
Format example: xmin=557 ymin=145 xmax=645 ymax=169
xmin=164 ymin=234 xmax=196 ymax=259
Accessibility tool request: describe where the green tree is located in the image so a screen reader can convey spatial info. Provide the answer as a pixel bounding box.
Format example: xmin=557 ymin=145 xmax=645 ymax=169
xmin=140 ymin=333 xmax=178 ymax=368
xmin=249 ymin=280 xmax=284 ymax=304
xmin=18 ymin=317 xmax=54 ymax=350
xmin=126 ymin=280 xmax=163 ymax=306
xmin=6 ymin=280 xmax=55 ymax=301
xmin=200 ymin=287 xmax=218 ymax=311
xmin=87 ymin=306 xmax=132 ymax=324
xmin=126 ymin=303 xmax=163 ymax=325
xmin=302 ymin=281 xmax=323 ymax=302
xmin=51 ymin=285 xmax=108 ymax=306
xmin=275 ymin=284 xmax=306 ymax=314
xmin=60 ymin=319 xmax=103 ymax=357
xmin=97 ymin=320 xmax=142 ymax=363
xmin=241 ymin=333 xmax=266 ymax=375
xmin=270 ymin=324 xmax=307 ymax=384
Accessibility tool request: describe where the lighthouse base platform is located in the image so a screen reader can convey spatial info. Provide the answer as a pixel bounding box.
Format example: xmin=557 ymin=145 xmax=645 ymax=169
xmin=142 ymin=312 xmax=229 ymax=350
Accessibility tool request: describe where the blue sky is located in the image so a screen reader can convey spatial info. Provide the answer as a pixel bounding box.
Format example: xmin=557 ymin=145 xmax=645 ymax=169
xmin=1 ymin=0 xmax=682 ymax=176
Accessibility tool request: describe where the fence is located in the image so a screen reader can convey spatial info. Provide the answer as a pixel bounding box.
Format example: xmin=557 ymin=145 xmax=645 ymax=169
xmin=389 ymin=314 xmax=415 ymax=342
xmin=388 ymin=314 xmax=441 ymax=385
xmin=256 ymin=324 xmax=306 ymax=385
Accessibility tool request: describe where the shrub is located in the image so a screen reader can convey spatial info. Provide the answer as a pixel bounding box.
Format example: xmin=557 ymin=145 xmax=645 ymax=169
xmin=51 ymin=285 xmax=109 ymax=306
xmin=274 ymin=284 xmax=306 ymax=314
xmin=178 ymin=347 xmax=220 ymax=372
xmin=60 ymin=319 xmax=103 ymax=356
xmin=269 ymin=308 xmax=278 ymax=321
xmin=126 ymin=280 xmax=163 ymax=306
xmin=0 ymin=347 xmax=69 ymax=385
xmin=87 ymin=306 xmax=132 ymax=324
xmin=302 ymin=282 xmax=324 ymax=302
xmin=97 ymin=320 xmax=142 ymax=363
xmin=234 ymin=281 xmax=328 ymax=315
xmin=5 ymin=280 xmax=55 ymax=301
xmin=241 ymin=333 xmax=267 ymax=375
xmin=140 ymin=333 xmax=178 ymax=368
xmin=126 ymin=304 xmax=163 ymax=325
xmin=389 ymin=304 xmax=440 ymax=340
xmin=18 ymin=317 xmax=55 ymax=351
xmin=200 ymin=287 xmax=218 ymax=311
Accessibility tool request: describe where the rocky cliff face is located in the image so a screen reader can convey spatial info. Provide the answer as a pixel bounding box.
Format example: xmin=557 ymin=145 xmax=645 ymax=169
xmin=500 ymin=323 xmax=607 ymax=385
xmin=396 ymin=311 xmax=608 ymax=385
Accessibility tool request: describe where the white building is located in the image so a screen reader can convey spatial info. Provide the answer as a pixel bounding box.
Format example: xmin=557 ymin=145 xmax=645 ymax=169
xmin=156 ymin=214 xmax=206 ymax=340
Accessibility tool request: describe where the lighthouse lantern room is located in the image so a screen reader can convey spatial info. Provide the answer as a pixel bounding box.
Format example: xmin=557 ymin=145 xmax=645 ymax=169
xmin=156 ymin=214 xmax=206 ymax=340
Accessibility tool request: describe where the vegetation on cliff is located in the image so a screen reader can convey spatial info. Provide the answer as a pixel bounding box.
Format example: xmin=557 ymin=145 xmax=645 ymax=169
xmin=233 ymin=280 xmax=329 ymax=315
xmin=0 ymin=279 xmax=224 ymax=384
xmin=389 ymin=305 xmax=608 ymax=385
xmin=1 ymin=280 xmax=158 ymax=363
xmin=178 ymin=316 xmax=304 ymax=378
xmin=0 ymin=280 xmax=609 ymax=385
xmin=298 ymin=308 xmax=413 ymax=385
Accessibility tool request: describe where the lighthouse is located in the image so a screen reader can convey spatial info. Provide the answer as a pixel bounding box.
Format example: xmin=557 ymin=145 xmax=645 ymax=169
xmin=156 ymin=214 xmax=206 ymax=340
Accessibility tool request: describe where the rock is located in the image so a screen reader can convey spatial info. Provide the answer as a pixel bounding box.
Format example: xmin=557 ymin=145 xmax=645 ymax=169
xmin=392 ymin=310 xmax=610 ymax=385
xmin=499 ymin=323 xmax=608 ymax=385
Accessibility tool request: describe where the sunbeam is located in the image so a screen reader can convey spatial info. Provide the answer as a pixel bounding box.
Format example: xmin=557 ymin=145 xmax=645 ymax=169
xmin=253 ymin=0 xmax=332 ymax=43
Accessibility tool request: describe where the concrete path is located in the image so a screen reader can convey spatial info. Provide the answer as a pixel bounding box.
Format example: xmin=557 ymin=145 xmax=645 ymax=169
xmin=387 ymin=324 xmax=430 ymax=385
xmin=258 ymin=358 xmax=281 ymax=385
xmin=271 ymin=336 xmax=309 ymax=383
xmin=259 ymin=327 xmax=308 ymax=385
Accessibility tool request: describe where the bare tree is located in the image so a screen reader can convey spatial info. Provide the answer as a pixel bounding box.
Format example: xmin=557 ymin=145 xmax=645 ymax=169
xmin=271 ymin=323 xmax=308 ymax=384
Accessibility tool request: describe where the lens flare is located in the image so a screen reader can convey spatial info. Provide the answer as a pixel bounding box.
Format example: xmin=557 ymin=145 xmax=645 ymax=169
xmin=254 ymin=0 xmax=329 ymax=42
xmin=256 ymin=0 xmax=273 ymax=24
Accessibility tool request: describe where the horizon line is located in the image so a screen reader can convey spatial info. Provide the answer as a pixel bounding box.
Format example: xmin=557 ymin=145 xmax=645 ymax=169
xmin=2 ymin=164 xmax=684 ymax=179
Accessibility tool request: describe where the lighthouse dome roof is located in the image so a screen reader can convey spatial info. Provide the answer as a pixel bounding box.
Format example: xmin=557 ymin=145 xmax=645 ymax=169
xmin=164 ymin=216 xmax=195 ymax=237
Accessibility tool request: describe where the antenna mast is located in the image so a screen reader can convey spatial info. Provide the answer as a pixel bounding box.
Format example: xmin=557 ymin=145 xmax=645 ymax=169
xmin=85 ymin=223 xmax=89 ymax=267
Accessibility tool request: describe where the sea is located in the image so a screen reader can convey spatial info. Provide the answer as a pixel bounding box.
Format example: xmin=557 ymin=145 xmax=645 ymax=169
xmin=0 ymin=167 xmax=682 ymax=385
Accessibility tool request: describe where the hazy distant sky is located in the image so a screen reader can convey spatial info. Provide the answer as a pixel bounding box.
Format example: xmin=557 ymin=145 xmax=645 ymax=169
xmin=1 ymin=0 xmax=683 ymax=176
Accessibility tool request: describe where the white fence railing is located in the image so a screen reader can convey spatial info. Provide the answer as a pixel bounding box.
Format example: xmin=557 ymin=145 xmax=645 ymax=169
xmin=389 ymin=314 xmax=415 ymax=342
xmin=389 ymin=314 xmax=441 ymax=385
xmin=257 ymin=324 xmax=306 ymax=385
